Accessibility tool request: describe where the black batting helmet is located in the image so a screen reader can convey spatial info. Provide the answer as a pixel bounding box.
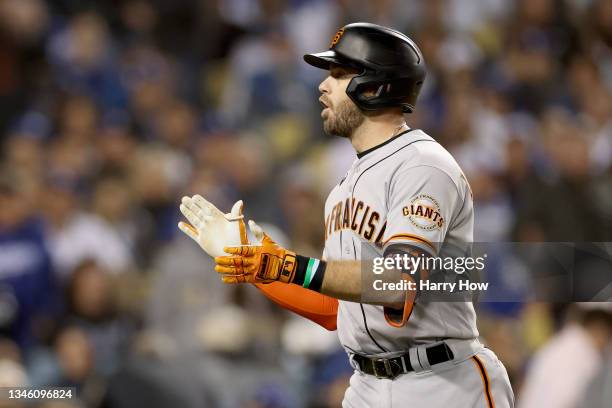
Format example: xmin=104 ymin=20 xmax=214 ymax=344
xmin=304 ymin=22 xmax=426 ymax=113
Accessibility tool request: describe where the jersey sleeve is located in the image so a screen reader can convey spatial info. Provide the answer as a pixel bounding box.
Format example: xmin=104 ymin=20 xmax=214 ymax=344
xmin=383 ymin=165 xmax=462 ymax=256
xmin=254 ymin=283 xmax=338 ymax=331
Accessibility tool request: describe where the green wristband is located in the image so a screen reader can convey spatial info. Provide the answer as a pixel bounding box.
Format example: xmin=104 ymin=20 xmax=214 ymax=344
xmin=303 ymin=258 xmax=319 ymax=288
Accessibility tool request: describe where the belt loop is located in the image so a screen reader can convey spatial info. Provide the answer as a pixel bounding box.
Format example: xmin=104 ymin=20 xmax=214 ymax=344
xmin=409 ymin=347 xmax=423 ymax=373
xmin=348 ymin=353 xmax=360 ymax=371
xmin=417 ymin=345 xmax=432 ymax=371
xmin=400 ymin=355 xmax=408 ymax=373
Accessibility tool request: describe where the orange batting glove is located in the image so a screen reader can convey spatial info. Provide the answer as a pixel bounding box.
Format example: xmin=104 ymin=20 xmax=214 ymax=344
xmin=215 ymin=232 xmax=298 ymax=284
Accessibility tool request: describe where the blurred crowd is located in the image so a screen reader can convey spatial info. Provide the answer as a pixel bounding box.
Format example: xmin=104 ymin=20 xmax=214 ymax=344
xmin=0 ymin=0 xmax=611 ymax=407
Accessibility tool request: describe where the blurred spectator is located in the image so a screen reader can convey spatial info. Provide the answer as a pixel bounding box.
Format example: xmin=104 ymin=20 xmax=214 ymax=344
xmin=54 ymin=325 xmax=105 ymax=406
xmin=470 ymin=170 xmax=514 ymax=241
xmin=219 ymin=28 xmax=299 ymax=125
xmin=0 ymin=0 xmax=49 ymax=136
xmin=518 ymin=304 xmax=612 ymax=408
xmin=41 ymin=177 xmax=133 ymax=278
xmin=279 ymin=165 xmax=325 ymax=256
xmin=102 ymin=330 xmax=215 ymax=408
xmin=91 ymin=177 xmax=137 ymax=247
xmin=0 ymin=337 xmax=28 ymax=387
xmin=64 ymin=261 xmax=132 ymax=377
xmin=47 ymin=12 xmax=127 ymax=109
xmin=95 ymin=119 xmax=136 ymax=176
xmin=127 ymin=145 xmax=185 ymax=252
xmin=0 ymin=175 xmax=58 ymax=348
xmin=514 ymin=109 xmax=610 ymax=241
xmin=578 ymin=346 xmax=612 ymax=408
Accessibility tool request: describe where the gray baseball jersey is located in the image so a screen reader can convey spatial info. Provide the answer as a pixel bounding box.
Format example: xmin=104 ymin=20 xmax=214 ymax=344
xmin=322 ymin=128 xmax=478 ymax=355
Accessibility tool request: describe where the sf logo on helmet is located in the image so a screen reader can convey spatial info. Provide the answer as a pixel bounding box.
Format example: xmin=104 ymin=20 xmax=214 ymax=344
xmin=330 ymin=28 xmax=345 ymax=48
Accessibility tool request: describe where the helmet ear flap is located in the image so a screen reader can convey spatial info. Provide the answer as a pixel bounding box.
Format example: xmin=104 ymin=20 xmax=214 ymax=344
xmin=345 ymin=74 xmax=381 ymax=110
xmin=346 ymin=74 xmax=420 ymax=112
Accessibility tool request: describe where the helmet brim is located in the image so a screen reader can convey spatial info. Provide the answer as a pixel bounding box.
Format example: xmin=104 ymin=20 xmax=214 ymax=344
xmin=303 ymin=50 xmax=352 ymax=70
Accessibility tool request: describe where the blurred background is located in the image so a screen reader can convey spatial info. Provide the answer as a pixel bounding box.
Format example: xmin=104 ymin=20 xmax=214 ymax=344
xmin=0 ymin=0 xmax=611 ymax=407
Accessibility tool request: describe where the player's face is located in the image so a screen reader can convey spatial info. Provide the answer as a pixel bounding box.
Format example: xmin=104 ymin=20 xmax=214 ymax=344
xmin=318 ymin=64 xmax=364 ymax=138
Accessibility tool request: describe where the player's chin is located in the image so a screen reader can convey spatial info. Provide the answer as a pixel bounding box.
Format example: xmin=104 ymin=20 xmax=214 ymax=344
xmin=322 ymin=118 xmax=333 ymax=135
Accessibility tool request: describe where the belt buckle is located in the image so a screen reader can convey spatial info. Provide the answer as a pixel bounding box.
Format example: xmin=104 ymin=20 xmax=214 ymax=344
xmin=372 ymin=358 xmax=393 ymax=379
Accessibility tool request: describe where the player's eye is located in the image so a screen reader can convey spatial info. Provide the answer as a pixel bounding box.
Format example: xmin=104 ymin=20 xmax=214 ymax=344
xmin=331 ymin=69 xmax=349 ymax=79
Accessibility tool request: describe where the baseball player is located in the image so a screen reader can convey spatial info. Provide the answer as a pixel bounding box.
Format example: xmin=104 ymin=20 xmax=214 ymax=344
xmin=179 ymin=23 xmax=514 ymax=408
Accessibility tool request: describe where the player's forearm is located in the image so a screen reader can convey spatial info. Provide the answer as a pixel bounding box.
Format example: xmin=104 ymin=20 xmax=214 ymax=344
xmin=319 ymin=260 xmax=404 ymax=308
xmin=318 ymin=260 xmax=361 ymax=302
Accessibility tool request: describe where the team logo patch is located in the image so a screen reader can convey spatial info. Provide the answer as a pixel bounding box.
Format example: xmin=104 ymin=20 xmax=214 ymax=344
xmin=403 ymin=194 xmax=444 ymax=231
xmin=329 ymin=28 xmax=345 ymax=48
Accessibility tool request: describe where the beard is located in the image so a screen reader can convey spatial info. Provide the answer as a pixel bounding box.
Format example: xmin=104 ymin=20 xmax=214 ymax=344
xmin=322 ymin=98 xmax=365 ymax=138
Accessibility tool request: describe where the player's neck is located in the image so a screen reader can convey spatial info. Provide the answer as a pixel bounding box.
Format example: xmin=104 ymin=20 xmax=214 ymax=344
xmin=350 ymin=114 xmax=408 ymax=155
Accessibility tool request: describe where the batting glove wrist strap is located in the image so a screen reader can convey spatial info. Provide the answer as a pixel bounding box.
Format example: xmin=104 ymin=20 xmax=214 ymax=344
xmin=257 ymin=250 xmax=298 ymax=284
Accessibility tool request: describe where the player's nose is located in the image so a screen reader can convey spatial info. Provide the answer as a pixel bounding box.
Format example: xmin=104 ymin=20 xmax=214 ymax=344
xmin=318 ymin=75 xmax=331 ymax=95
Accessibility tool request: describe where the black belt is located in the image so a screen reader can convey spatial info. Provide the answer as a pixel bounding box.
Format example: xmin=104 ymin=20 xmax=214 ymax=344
xmin=351 ymin=343 xmax=454 ymax=379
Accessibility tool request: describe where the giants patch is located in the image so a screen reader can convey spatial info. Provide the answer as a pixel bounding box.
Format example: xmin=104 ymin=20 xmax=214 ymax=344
xmin=403 ymin=194 xmax=444 ymax=231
